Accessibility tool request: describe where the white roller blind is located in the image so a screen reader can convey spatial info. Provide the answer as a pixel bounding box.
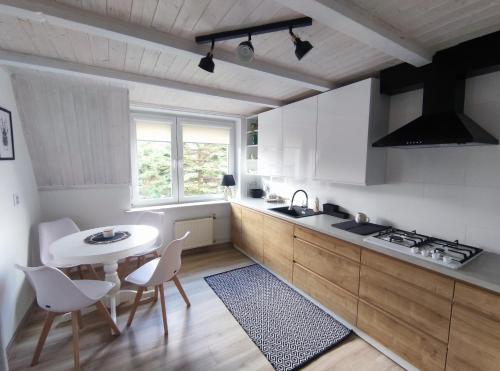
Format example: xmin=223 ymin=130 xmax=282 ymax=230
xmin=182 ymin=124 xmax=230 ymax=144
xmin=136 ymin=119 xmax=172 ymax=142
xmin=12 ymin=71 xmax=131 ymax=188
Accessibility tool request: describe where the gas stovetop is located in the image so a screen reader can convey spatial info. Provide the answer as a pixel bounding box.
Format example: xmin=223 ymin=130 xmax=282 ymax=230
xmin=364 ymin=228 xmax=483 ymax=269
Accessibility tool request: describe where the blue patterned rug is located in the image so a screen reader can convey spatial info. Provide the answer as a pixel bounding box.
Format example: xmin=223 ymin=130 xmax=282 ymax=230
xmin=204 ymin=264 xmax=352 ymax=371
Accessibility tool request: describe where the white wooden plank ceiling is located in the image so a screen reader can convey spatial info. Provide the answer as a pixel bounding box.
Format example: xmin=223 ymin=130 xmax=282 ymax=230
xmin=128 ymin=83 xmax=265 ymax=116
xmin=0 ymin=0 xmax=499 ymax=115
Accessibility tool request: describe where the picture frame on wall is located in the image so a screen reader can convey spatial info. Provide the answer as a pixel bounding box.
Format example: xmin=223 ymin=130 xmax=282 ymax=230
xmin=0 ymin=106 xmax=14 ymax=160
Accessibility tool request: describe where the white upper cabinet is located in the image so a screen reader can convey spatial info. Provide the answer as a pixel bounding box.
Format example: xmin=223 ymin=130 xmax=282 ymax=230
xmin=282 ymin=96 xmax=318 ymax=179
xmin=315 ymin=78 xmax=388 ymax=185
xmin=258 ymin=108 xmax=283 ymax=176
xmin=255 ymin=78 xmax=387 ymax=184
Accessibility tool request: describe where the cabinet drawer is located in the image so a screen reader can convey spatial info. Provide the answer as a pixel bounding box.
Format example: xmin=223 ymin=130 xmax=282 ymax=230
xmin=446 ymin=303 xmax=500 ymax=371
xmin=241 ymin=208 xmax=263 ymax=262
xmin=263 ymin=215 xmax=293 ymax=281
xmin=361 ymin=250 xmax=454 ymax=299
xmin=359 ymin=265 xmax=451 ymax=343
xmin=357 ymin=300 xmax=447 ymax=371
xmin=293 ymin=263 xmax=358 ymax=324
xmin=453 ymin=282 xmax=500 ymax=321
xmin=294 ymin=226 xmax=360 ymax=262
xmin=294 ymin=237 xmax=359 ymax=294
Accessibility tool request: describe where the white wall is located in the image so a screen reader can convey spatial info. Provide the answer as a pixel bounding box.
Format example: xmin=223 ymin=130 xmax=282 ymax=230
xmin=39 ymin=186 xmax=231 ymax=244
xmin=12 ymin=71 xmax=131 ymax=188
xmin=263 ymin=71 xmax=500 ymax=254
xmin=0 ymin=67 xmax=40 ymax=368
xmin=34 ymin=102 xmax=244 ymax=245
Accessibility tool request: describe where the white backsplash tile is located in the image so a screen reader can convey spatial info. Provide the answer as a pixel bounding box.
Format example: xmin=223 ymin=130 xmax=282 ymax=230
xmin=461 ymin=186 xmax=500 ymax=230
xmin=257 ymin=70 xmax=500 ymax=252
xmin=465 ymin=146 xmax=500 ymax=187
xmin=465 ymin=226 xmax=500 ymax=254
xmin=421 ymin=148 xmax=468 ymax=186
xmin=386 ymin=148 xmax=426 ymax=183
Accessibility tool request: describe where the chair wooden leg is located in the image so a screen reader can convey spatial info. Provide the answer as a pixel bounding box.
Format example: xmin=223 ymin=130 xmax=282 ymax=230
xmin=31 ymin=311 xmax=56 ymax=366
xmin=153 ymin=286 xmax=158 ymax=303
xmin=71 ymin=312 xmax=81 ymax=371
xmin=127 ymin=287 xmax=144 ymax=328
xmin=77 ymin=266 xmax=84 ymax=279
xmin=88 ymin=265 xmax=100 ymax=280
xmin=76 ymin=310 xmax=83 ymax=330
xmin=117 ymin=260 xmax=123 ymax=280
xmin=172 ymin=275 xmax=191 ymax=307
xmin=96 ymin=301 xmax=121 ymax=335
xmin=158 ymin=283 xmax=168 ymax=336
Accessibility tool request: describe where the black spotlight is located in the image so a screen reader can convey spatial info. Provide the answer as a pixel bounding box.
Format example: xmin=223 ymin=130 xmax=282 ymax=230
xmin=199 ymin=40 xmax=215 ymax=73
xmin=290 ymin=27 xmax=313 ymax=60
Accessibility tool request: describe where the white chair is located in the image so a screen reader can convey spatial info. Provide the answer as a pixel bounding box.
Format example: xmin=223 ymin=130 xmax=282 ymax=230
xmin=39 ymin=218 xmax=99 ymax=279
xmin=120 ymin=211 xmax=165 ymax=277
xmin=125 ymin=232 xmax=191 ymax=336
xmin=135 ymin=211 xmax=166 ymax=259
xmin=16 ymin=265 xmax=120 ymax=370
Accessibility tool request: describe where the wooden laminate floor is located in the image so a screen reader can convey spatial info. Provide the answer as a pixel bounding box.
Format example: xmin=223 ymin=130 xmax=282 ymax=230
xmin=8 ymin=245 xmax=403 ymax=371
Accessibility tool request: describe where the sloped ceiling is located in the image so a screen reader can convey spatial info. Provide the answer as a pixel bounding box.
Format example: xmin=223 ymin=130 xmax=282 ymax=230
xmin=0 ymin=0 xmax=499 ymax=115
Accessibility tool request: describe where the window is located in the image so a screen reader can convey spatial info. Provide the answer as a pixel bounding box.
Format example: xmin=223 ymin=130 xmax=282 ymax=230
xmin=131 ymin=112 xmax=234 ymax=206
xmin=180 ymin=121 xmax=231 ymax=200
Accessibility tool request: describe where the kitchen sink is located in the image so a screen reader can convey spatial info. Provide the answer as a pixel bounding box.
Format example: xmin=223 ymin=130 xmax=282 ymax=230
xmin=268 ymin=206 xmax=321 ymax=218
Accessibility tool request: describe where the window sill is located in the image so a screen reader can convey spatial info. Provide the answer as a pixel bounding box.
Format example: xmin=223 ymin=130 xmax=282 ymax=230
xmin=125 ymin=199 xmax=230 ymax=213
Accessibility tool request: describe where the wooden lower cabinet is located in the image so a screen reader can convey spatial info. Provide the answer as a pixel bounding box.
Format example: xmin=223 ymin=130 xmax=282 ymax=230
xmin=235 ymin=205 xmax=500 ymax=371
xmin=294 ymin=225 xmax=360 ymax=262
xmin=359 ymin=250 xmax=453 ymax=370
xmin=294 ymin=237 xmax=359 ymax=295
xmin=359 ymin=265 xmax=452 ymax=343
xmin=263 ymin=215 xmax=294 ymax=281
xmin=241 ymin=207 xmax=264 ymax=262
xmin=361 ymin=249 xmax=454 ymax=300
xmin=453 ymin=281 xmax=500 ymax=321
xmin=230 ymin=203 xmax=242 ymax=248
xmin=446 ymin=283 xmax=500 ymax=371
xmin=447 ymin=304 xmax=500 ymax=371
xmin=357 ymin=300 xmax=448 ymax=371
xmin=293 ymin=263 xmax=358 ymax=325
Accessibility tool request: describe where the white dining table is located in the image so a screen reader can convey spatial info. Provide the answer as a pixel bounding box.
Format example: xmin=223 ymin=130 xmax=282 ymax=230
xmin=50 ymin=224 xmax=159 ymax=322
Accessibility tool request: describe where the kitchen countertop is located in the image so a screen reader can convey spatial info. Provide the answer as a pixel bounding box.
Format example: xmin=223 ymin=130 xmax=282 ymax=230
xmin=232 ymin=197 xmax=500 ymax=295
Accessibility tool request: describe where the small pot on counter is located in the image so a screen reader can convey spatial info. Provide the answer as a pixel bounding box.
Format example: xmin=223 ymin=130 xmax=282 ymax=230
xmin=249 ymin=188 xmax=264 ymax=198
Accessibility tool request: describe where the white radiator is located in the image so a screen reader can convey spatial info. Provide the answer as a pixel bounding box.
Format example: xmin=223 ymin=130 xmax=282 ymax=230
xmin=174 ymin=216 xmax=214 ymax=249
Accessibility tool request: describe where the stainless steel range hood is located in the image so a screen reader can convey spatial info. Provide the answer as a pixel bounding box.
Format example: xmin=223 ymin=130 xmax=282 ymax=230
xmin=373 ymin=45 xmax=499 ymax=148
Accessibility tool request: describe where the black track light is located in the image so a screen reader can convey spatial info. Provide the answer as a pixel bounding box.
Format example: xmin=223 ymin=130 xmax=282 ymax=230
xmin=236 ymin=34 xmax=254 ymax=62
xmin=290 ymin=27 xmax=313 ymax=60
xmin=199 ymin=40 xmax=215 ymax=73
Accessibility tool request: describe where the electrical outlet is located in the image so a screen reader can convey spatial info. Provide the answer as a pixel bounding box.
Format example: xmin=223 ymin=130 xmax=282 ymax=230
xmin=12 ymin=193 xmax=20 ymax=207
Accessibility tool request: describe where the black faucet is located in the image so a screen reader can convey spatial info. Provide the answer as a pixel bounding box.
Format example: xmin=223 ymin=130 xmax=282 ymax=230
xmin=289 ymin=190 xmax=309 ymax=211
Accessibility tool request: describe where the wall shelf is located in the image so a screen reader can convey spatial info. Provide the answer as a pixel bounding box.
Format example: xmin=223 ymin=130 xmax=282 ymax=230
xmin=245 ymin=116 xmax=258 ymax=174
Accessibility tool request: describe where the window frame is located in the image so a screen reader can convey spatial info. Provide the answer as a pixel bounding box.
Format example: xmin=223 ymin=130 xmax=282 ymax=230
xmin=130 ymin=111 xmax=179 ymax=207
xmin=130 ymin=110 xmax=235 ymax=207
xmin=177 ymin=116 xmax=235 ymax=204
